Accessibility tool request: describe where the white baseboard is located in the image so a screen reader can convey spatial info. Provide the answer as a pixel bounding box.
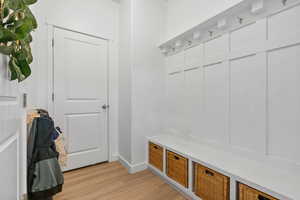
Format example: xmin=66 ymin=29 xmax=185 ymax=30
xmin=130 ymin=161 xmax=147 ymax=174
xmin=110 ymin=153 xmax=119 ymax=162
xmin=118 ymin=155 xmax=147 ymax=174
xmin=118 ymin=155 xmax=131 ymax=171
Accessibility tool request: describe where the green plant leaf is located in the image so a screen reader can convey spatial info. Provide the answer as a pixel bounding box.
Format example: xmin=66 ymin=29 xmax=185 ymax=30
xmin=0 ymin=0 xmax=38 ymax=83
xmin=9 ymin=57 xmax=25 ymax=82
xmin=15 ymin=17 xmax=34 ymax=39
xmin=4 ymin=10 xmax=21 ymax=25
xmin=24 ymin=33 xmax=32 ymax=43
xmin=20 ymin=41 xmax=33 ymax=63
xmin=3 ymin=7 xmax=10 ymax=19
xmin=16 ymin=56 xmax=31 ymax=78
xmin=23 ymin=0 xmax=37 ymax=5
xmin=24 ymin=7 xmax=37 ymax=29
xmin=0 ymin=27 xmax=18 ymax=42
xmin=9 ymin=58 xmax=18 ymax=81
xmin=0 ymin=45 xmax=13 ymax=55
xmin=8 ymin=0 xmax=25 ymax=10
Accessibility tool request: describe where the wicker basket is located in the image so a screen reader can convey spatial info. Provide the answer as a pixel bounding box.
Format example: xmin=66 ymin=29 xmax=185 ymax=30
xmin=239 ymin=183 xmax=278 ymax=200
xmin=166 ymin=150 xmax=188 ymax=188
xmin=149 ymin=142 xmax=163 ymax=171
xmin=194 ymin=163 xmax=229 ymax=200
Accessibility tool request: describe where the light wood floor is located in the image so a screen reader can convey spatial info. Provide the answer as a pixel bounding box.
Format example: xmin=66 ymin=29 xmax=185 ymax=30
xmin=54 ymin=161 xmax=187 ymax=200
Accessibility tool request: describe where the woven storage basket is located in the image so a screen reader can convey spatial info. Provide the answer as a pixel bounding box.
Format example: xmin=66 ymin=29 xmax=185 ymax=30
xmin=239 ymin=183 xmax=278 ymax=200
xmin=166 ymin=150 xmax=188 ymax=188
xmin=149 ymin=142 xmax=163 ymax=171
xmin=194 ymin=163 xmax=229 ymax=200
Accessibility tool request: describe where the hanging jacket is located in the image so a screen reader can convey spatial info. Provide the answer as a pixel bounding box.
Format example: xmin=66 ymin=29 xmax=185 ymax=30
xmin=27 ymin=115 xmax=64 ymax=200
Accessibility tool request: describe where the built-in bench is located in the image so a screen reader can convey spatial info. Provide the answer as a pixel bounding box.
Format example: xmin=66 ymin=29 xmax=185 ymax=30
xmin=147 ymin=134 xmax=300 ymax=200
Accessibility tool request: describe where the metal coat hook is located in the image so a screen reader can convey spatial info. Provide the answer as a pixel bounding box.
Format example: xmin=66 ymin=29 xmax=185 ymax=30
xmin=238 ymin=17 xmax=243 ymax=24
xmin=209 ymin=31 xmax=213 ymax=37
xmin=188 ymin=40 xmax=192 ymax=46
xmin=282 ymin=0 xmax=287 ymax=5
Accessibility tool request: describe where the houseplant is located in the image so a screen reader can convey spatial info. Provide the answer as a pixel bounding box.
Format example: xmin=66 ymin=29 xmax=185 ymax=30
xmin=0 ymin=0 xmax=38 ymax=82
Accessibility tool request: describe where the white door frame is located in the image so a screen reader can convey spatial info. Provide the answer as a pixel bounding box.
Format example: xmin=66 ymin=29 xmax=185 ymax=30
xmin=47 ymin=24 xmax=115 ymax=163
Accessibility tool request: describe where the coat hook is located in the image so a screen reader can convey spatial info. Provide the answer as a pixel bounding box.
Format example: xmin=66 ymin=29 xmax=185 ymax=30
xmin=282 ymin=0 xmax=287 ymax=5
xmin=188 ymin=40 xmax=192 ymax=46
xmin=238 ymin=17 xmax=243 ymax=24
xmin=209 ymin=31 xmax=213 ymax=37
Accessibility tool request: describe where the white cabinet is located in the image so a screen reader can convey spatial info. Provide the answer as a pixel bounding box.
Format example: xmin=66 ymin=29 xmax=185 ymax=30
xmin=184 ymin=44 xmax=204 ymax=70
xmin=167 ymin=52 xmax=184 ymax=74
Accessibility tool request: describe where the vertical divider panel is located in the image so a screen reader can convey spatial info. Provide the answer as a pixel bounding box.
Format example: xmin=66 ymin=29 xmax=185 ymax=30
xmin=188 ymin=159 xmax=193 ymax=192
xmin=163 ymin=146 xmax=166 ymax=175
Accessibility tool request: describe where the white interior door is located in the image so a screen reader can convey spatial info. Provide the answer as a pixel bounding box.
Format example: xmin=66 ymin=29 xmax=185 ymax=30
xmin=0 ymin=56 xmax=20 ymax=199
xmin=53 ymin=28 xmax=109 ymax=171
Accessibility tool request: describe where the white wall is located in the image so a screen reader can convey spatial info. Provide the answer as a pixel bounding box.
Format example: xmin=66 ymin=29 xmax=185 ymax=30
xmin=119 ymin=0 xmax=132 ymax=163
xmin=118 ymin=0 xmax=166 ymax=167
xmin=131 ymin=0 xmax=166 ymax=165
xmin=165 ymin=0 xmax=243 ymax=41
xmin=165 ymin=3 xmax=300 ymax=171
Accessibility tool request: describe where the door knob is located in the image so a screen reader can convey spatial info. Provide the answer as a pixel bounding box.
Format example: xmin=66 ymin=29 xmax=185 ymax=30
xmin=102 ymin=104 xmax=109 ymax=110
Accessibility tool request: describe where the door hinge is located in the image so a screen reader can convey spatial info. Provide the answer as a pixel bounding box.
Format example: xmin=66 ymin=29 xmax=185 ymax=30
xmin=52 ymin=38 xmax=54 ymax=47
xmin=52 ymin=92 xmax=55 ymax=102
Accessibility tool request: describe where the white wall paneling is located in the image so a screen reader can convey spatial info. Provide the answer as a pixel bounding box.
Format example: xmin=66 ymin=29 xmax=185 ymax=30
xmin=167 ymin=52 xmax=184 ymax=74
xmin=164 ymin=2 xmax=300 ymax=172
xmin=204 ymin=34 xmax=229 ymax=65
xmin=183 ymin=67 xmax=203 ymax=137
xmin=268 ymin=44 xmax=300 ymax=165
xmin=229 ymin=53 xmax=266 ymax=154
xmin=184 ymin=44 xmax=204 ymax=70
xmin=166 ymin=72 xmax=185 ymax=133
xmin=268 ymin=4 xmax=300 ymax=50
xmin=230 ymin=19 xmax=267 ymax=58
xmin=203 ymin=62 xmax=229 ymax=144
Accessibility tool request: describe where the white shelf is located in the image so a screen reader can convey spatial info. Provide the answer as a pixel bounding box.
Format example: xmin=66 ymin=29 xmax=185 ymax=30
xmin=148 ymin=134 xmax=299 ymax=200
xmin=159 ymin=0 xmax=300 ymax=56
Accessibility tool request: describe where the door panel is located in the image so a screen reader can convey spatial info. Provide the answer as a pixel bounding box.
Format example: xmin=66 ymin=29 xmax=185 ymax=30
xmin=0 ymin=56 xmax=20 ymax=200
xmin=54 ymin=28 xmax=108 ymax=171
xmin=67 ymin=113 xmax=103 ymax=154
